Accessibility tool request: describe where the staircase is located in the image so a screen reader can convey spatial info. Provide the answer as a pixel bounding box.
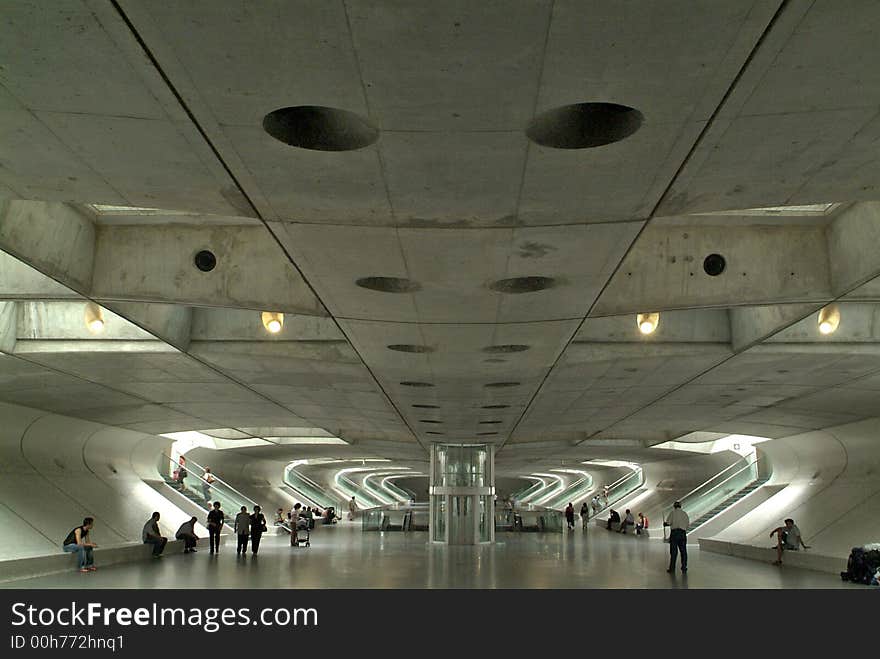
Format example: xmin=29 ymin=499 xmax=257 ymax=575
xmin=688 ymin=478 xmax=768 ymax=532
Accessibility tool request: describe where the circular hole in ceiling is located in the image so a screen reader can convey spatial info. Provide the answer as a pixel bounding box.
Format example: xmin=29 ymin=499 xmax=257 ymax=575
xmin=482 ymin=404 xmax=510 ymax=409
xmin=482 ymin=344 xmax=531 ymax=353
xmin=419 ymin=419 xmax=443 ymax=424
xmin=483 ymin=358 xmax=507 ymax=364
xmin=485 ymin=382 xmax=521 ymax=388
xmin=425 ymin=431 xmax=445 ymax=435
xmin=489 ymin=276 xmax=556 ymax=294
xmin=387 ymin=344 xmax=435 ymax=353
xmin=477 ymin=432 xmax=498 ymax=436
xmin=400 ymin=381 xmax=434 ymax=388
xmin=526 ymin=102 xmax=643 ymax=149
xmin=479 ymin=420 xmax=502 ymax=424
xmin=412 ymin=404 xmax=440 ymax=409
xmin=356 ymin=276 xmax=422 ymax=293
xmin=262 ymin=106 xmax=379 ymax=151
xmin=703 ymin=253 xmax=726 ymax=277
xmin=194 ymin=250 xmax=217 ymax=272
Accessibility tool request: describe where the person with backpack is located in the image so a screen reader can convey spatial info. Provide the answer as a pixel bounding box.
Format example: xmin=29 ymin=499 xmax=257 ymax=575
xmin=206 ymin=501 xmax=224 ymax=555
xmin=62 ymin=517 xmax=98 ymax=573
xmin=564 ymin=503 xmax=575 ymax=530
xmin=580 ymin=502 xmax=590 ymax=530
xmin=770 ymin=518 xmax=810 ymax=565
xmin=636 ymin=512 xmax=649 ymax=535
xmin=201 ymin=468 xmax=216 ymax=504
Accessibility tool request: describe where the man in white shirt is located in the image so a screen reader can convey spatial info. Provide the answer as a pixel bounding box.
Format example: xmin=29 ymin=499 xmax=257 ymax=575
xmin=664 ymin=501 xmax=690 ymax=573
xmin=770 ymin=518 xmax=810 ymax=566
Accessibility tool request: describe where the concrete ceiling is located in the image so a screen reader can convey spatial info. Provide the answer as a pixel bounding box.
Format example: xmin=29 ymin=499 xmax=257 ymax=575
xmin=3 ymin=1 xmax=880 ymax=476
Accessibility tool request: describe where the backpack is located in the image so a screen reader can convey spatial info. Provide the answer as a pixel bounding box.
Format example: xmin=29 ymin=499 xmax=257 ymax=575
xmin=842 ymin=547 xmax=869 ymax=583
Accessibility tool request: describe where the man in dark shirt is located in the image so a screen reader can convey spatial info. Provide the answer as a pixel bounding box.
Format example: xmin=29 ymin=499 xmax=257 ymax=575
xmin=249 ymin=505 xmax=267 ymax=555
xmin=142 ymin=512 xmax=167 ymax=557
xmin=206 ymin=501 xmax=225 ymax=554
xmin=175 ymin=516 xmax=199 ymax=553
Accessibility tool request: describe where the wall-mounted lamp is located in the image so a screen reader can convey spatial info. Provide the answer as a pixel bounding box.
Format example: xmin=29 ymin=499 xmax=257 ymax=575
xmin=84 ymin=302 xmax=105 ymax=334
xmin=261 ymin=311 xmax=284 ymax=334
xmin=636 ymin=312 xmax=660 ymax=335
xmin=817 ymin=304 xmax=840 ymax=335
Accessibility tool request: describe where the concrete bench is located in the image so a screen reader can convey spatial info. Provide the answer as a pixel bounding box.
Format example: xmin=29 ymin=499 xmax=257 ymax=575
xmin=699 ymin=537 xmax=847 ymax=575
xmin=0 ymin=535 xmax=228 ymax=584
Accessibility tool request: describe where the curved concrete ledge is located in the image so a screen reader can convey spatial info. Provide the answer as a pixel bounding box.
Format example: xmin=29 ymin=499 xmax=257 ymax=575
xmin=699 ymin=537 xmax=846 ymax=575
xmin=0 ymin=539 xmax=193 ymax=584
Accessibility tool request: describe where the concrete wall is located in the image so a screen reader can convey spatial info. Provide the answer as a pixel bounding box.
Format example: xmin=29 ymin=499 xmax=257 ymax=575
xmin=0 ymin=401 xmax=196 ymax=560
xmin=704 ymin=417 xmax=880 ymax=557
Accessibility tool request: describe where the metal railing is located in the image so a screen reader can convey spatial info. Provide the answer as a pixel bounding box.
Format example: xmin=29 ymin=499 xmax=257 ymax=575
xmin=160 ymin=453 xmax=258 ymax=516
xmin=283 ymin=465 xmax=337 ymax=509
xmin=673 ymin=454 xmax=761 ymax=524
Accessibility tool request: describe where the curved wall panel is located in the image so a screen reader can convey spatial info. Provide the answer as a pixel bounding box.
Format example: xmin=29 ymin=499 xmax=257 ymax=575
xmin=0 ymin=401 xmax=195 ymax=561
xmin=708 ymin=417 xmax=880 ymax=556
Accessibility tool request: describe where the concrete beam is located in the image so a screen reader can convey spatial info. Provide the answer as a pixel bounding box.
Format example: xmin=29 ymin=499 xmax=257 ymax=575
xmin=826 ymin=202 xmax=880 ymax=294
xmin=91 ymin=224 xmax=327 ymax=315
xmin=0 ymin=200 xmax=95 ymax=292
xmin=0 ymin=252 xmax=80 ymax=300
xmin=0 ymin=301 xmax=16 ymax=353
xmin=100 ymin=302 xmax=193 ymax=352
xmin=728 ymin=303 xmax=826 ymax=351
xmin=592 ymin=223 xmax=832 ymax=315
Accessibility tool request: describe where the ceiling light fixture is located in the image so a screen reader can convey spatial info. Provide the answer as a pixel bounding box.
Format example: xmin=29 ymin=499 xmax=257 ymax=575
xmin=636 ymin=312 xmax=659 ymax=335
xmin=261 ymin=311 xmax=284 ymax=334
xmin=84 ymin=302 xmax=105 ymax=334
xmin=817 ymin=305 xmax=840 ymax=335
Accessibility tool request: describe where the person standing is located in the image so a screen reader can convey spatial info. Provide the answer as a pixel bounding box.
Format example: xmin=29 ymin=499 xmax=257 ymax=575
xmin=206 ymin=501 xmax=224 ymax=554
xmin=177 ymin=456 xmax=188 ymax=488
xmin=348 ymin=496 xmax=358 ymax=521
xmin=234 ymin=506 xmax=250 ymax=555
xmin=664 ymin=501 xmax=690 ymax=573
xmin=62 ymin=517 xmax=98 ymax=573
xmin=142 ymin=512 xmax=167 ymax=558
xmin=175 ymin=516 xmax=199 ymax=553
xmin=201 ymin=468 xmax=216 ymax=505
xmin=249 ymin=505 xmax=267 ymax=555
xmin=579 ymin=502 xmax=590 ymax=530
xmin=564 ymin=502 xmax=575 ymax=530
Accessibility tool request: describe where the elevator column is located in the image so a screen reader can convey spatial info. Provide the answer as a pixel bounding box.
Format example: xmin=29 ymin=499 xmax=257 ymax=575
xmin=429 ymin=443 xmax=495 ymax=544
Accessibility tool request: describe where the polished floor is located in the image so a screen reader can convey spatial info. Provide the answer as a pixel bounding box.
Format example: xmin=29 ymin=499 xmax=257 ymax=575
xmin=3 ymin=524 xmax=858 ymax=589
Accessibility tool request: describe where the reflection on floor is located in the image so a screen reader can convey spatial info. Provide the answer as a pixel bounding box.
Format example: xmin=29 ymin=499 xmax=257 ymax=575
xmin=2 ymin=524 xmax=858 ymax=589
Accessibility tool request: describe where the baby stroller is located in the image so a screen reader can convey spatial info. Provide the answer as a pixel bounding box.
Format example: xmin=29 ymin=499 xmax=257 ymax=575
xmin=291 ymin=517 xmax=310 ymax=547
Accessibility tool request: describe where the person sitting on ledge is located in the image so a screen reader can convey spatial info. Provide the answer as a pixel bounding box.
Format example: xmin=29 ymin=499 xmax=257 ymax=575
xmin=62 ymin=517 xmax=98 ymax=573
xmin=142 ymin=512 xmax=168 ymax=558
xmin=606 ymin=508 xmax=620 ymax=531
xmin=771 ymin=518 xmax=810 ymax=566
xmin=175 ymin=516 xmax=199 ymax=553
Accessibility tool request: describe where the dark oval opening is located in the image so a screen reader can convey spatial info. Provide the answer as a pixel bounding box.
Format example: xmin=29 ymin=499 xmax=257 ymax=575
xmin=388 ymin=344 xmax=435 ymax=353
xmin=485 ymin=382 xmax=521 ymax=388
xmin=489 ymin=276 xmax=556 ymax=294
xmin=703 ymin=253 xmax=727 ymax=277
xmin=356 ymin=276 xmax=421 ymax=293
xmin=526 ymin=102 xmax=643 ymax=149
xmin=263 ymin=106 xmax=379 ymax=151
xmin=194 ymin=250 xmax=217 ymax=272
xmin=400 ymin=381 xmax=434 ymax=388
xmin=482 ymin=344 xmax=531 ymax=353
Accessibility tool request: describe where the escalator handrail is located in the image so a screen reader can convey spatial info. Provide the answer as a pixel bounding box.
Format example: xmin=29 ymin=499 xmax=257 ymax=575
xmin=161 ymin=452 xmax=257 ymax=508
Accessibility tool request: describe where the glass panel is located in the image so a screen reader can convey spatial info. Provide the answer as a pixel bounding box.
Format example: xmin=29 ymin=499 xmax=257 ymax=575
xmin=432 ymin=497 xmax=446 ymax=542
